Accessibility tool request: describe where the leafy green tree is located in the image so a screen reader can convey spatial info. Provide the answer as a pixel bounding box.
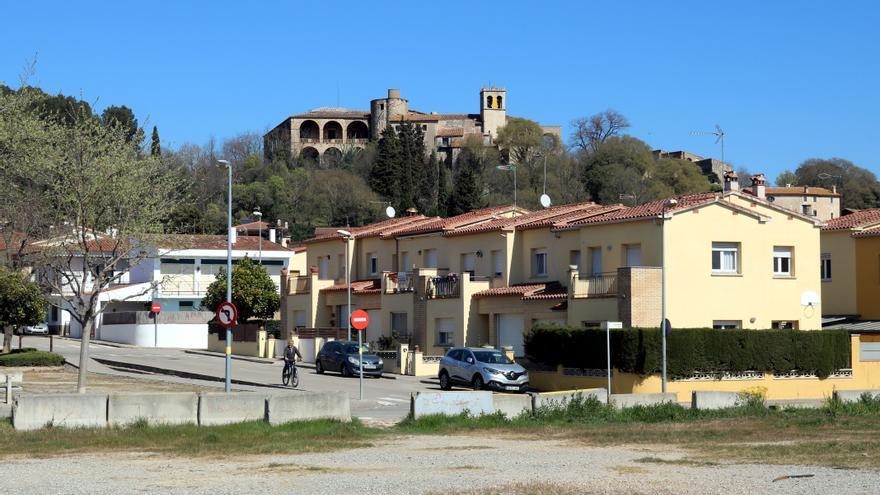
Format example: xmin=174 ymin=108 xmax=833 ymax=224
xmin=651 ymin=158 xmax=712 ymax=197
xmin=31 ymin=92 xmax=93 ymax=127
xmin=775 ymin=169 xmax=798 ymax=187
xmin=201 ymin=257 xmax=280 ymax=322
xmin=0 ymin=269 xmax=48 ymax=353
xmin=495 ymin=117 xmax=543 ymax=165
xmin=369 ymin=126 xmax=400 ymax=200
xmin=448 ymin=137 xmax=489 ymax=215
xmin=101 ymin=105 xmax=139 ymax=143
xmin=793 ymin=158 xmax=880 ymax=209
xmin=151 ymin=126 xmax=161 ymax=156
xmin=580 ymin=135 xmax=656 ymax=204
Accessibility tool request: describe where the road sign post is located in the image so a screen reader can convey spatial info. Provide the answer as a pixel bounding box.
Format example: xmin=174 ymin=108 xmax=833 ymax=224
xmin=350 ymin=309 xmax=369 ymax=400
xmin=151 ymin=302 xmax=161 ymax=348
xmin=216 ymin=301 xmax=238 ymax=390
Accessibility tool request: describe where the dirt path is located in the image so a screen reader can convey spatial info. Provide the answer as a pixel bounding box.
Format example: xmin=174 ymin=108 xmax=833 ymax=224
xmin=1 ymin=434 xmax=875 ymax=494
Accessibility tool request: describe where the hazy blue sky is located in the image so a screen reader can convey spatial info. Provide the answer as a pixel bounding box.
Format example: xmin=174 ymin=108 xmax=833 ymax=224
xmin=2 ymin=1 xmax=878 ymax=180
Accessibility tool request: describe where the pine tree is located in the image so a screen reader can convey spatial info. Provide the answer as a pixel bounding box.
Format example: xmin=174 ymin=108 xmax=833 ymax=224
xmin=419 ymin=150 xmax=439 ymax=214
xmin=369 ymin=126 xmax=400 ymax=200
xmin=448 ymin=147 xmax=485 ymax=215
xmin=150 ymin=126 xmax=161 ymax=156
xmin=436 ymin=155 xmax=450 ymax=216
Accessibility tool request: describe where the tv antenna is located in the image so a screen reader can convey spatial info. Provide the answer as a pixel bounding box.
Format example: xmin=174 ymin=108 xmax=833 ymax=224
xmin=691 ymin=124 xmax=726 ymax=165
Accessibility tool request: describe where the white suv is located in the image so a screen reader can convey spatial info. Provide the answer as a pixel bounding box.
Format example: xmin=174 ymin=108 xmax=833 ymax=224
xmin=438 ymin=347 xmax=529 ymax=393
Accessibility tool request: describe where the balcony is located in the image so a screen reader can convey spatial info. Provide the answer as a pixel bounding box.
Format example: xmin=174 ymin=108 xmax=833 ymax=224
xmin=384 ymin=271 xmax=415 ymax=294
xmin=427 ymin=274 xmax=460 ymax=299
xmin=160 ymin=279 xmax=202 ymax=297
xmin=287 ymin=275 xmax=311 ymax=295
xmin=300 ymin=137 xmax=320 ymax=144
xmin=571 ymin=272 xmax=617 ymax=298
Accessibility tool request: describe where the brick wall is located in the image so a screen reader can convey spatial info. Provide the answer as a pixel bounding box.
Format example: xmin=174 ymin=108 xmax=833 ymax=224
xmin=618 ymin=266 xmax=661 ymax=327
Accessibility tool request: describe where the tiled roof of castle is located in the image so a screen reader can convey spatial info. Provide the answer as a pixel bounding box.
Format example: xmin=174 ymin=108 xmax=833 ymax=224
xmin=823 ymin=208 xmax=880 ymax=231
xmin=474 ymin=282 xmax=567 ymax=301
xmin=320 ymin=279 xmax=381 ymax=294
xmin=290 ymin=109 xmax=370 ymax=120
xmin=393 ymin=113 xmax=478 ymax=123
xmin=391 ymin=205 xmax=521 ymax=237
xmin=304 ymin=215 xmax=437 ymax=243
xmin=435 ymin=128 xmax=464 ymax=137
xmin=743 ymin=186 xmax=840 ymax=197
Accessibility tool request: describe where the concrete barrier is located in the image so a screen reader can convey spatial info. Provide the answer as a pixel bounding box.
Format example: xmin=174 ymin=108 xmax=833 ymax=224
xmin=13 ymin=394 xmax=107 ymax=431
xmin=492 ymin=393 xmax=532 ymax=418
xmin=108 ymin=392 xmax=198 ymax=426
xmin=532 ymin=388 xmax=607 ymax=410
xmin=691 ymin=391 xmax=741 ymax=410
xmin=833 ymin=390 xmax=880 ymax=403
xmin=611 ymin=393 xmax=677 ymax=410
xmin=267 ymin=392 xmax=350 ymax=425
xmin=411 ymin=391 xmax=494 ymax=418
xmin=198 ymin=393 xmax=267 ymax=426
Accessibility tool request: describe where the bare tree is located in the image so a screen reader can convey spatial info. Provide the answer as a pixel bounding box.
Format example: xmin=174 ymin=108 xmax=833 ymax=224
xmin=571 ymin=109 xmax=631 ymax=153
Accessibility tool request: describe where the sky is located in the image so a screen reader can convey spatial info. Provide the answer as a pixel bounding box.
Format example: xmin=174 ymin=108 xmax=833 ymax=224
xmin=2 ymin=1 xmax=878 ymax=181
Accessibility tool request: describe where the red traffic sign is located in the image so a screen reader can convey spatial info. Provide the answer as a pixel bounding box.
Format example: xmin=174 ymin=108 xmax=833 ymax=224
xmin=350 ymin=309 xmax=369 ymax=331
xmin=216 ymin=301 xmax=238 ymax=329
xmin=151 ymin=302 xmax=161 ymax=314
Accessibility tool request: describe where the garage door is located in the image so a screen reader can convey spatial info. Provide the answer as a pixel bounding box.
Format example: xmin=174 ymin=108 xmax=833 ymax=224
xmin=496 ymin=314 xmax=525 ymax=357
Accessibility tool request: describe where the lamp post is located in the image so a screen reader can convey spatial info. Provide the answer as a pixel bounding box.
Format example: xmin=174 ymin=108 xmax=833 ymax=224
xmin=217 ymin=159 xmax=233 ymax=393
xmin=337 ymin=229 xmax=363 ymax=400
xmin=496 ymin=164 xmax=517 ymax=214
xmin=660 ymin=197 xmax=678 ymax=394
xmin=253 ymin=207 xmax=263 ymax=264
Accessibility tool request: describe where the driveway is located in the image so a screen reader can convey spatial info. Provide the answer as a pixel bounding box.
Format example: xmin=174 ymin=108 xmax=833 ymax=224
xmin=20 ymin=336 xmax=438 ymax=421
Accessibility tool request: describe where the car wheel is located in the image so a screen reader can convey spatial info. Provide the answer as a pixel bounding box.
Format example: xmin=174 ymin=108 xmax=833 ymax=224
xmin=316 ymin=359 xmax=324 ymax=374
xmin=472 ymin=374 xmax=484 ymax=391
xmin=439 ymin=371 xmax=451 ymax=391
xmin=341 ymin=364 xmax=352 ymax=377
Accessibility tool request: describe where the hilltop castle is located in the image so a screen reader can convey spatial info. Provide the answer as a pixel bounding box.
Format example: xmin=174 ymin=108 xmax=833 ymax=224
xmin=263 ymin=87 xmax=561 ymax=166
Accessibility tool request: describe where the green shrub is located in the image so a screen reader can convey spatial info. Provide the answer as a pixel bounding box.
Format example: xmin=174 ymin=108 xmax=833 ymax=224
xmin=524 ymin=325 xmax=851 ymax=378
xmin=263 ymin=320 xmax=282 ymax=338
xmin=0 ymin=350 xmax=65 ymax=367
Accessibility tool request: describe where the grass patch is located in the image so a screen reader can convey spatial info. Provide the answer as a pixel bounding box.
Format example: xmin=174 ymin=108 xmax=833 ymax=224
xmin=0 ymin=349 xmax=65 ymax=367
xmin=0 ymin=418 xmax=377 ymax=458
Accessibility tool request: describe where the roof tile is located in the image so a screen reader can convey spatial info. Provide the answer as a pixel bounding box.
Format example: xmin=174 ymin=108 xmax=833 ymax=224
xmin=823 ymin=208 xmax=880 ymax=231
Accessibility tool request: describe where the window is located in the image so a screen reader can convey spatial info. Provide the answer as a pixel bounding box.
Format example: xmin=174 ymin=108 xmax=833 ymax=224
xmin=179 ymin=301 xmax=195 ymax=311
xmin=624 ymin=244 xmax=641 ymax=267
xmin=424 ymin=249 xmax=438 ymax=268
xmin=391 ymin=312 xmax=408 ymax=337
xmin=436 ymin=318 xmax=454 ymax=346
xmin=589 ymin=246 xmax=602 ymax=275
xmin=772 ymin=320 xmax=798 ymax=329
xmin=491 ymin=250 xmax=503 ymax=277
xmin=486 ymin=95 xmax=494 ymax=108
xmin=569 ymin=250 xmax=581 ymax=271
xmin=400 ymin=252 xmax=410 ymax=272
xmin=461 ymin=253 xmax=476 ymax=277
xmin=802 ymin=204 xmax=811 ymax=216
xmin=773 ymin=246 xmax=793 ymax=276
xmin=712 ymin=320 xmax=741 ymax=329
xmin=318 ymin=257 xmax=330 ymax=280
xmin=531 ymin=248 xmax=548 ymax=277
xmin=367 ymin=253 xmax=378 ymax=276
xmin=711 ymin=242 xmax=739 ymax=274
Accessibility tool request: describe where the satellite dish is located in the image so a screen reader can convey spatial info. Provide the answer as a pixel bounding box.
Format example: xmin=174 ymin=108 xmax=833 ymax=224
xmin=800 ymin=291 xmax=820 ymax=307
xmin=540 ymin=194 xmax=552 ymax=208
xmin=385 ymin=206 xmax=396 ymax=218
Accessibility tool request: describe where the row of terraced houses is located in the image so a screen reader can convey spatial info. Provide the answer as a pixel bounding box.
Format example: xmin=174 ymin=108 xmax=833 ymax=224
xmin=280 ymin=171 xmax=880 ymax=359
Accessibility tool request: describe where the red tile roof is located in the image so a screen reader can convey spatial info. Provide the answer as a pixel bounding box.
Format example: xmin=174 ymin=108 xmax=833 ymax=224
xmin=557 ymin=192 xmax=719 ymax=227
xmin=320 ymin=279 xmax=381 ymax=294
xmin=822 ymin=208 xmax=880 ymax=231
xmin=853 ymin=224 xmax=880 ymax=238
xmin=392 ymin=205 xmax=522 ymax=237
xmin=304 ymin=215 xmax=438 ymax=244
xmin=744 ymin=186 xmax=840 ymax=197
xmin=446 ymin=202 xmax=602 ymax=237
xmin=155 ymin=235 xmax=295 ymax=252
xmin=435 ymin=128 xmax=464 ymax=137
xmin=236 ymin=220 xmax=272 ymax=232
xmin=474 ymin=282 xmax=567 ymax=301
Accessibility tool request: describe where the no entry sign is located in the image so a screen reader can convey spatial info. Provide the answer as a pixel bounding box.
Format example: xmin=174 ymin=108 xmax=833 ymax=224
xmin=151 ymin=302 xmax=161 ymax=314
xmin=350 ymin=309 xmax=369 ymax=331
xmin=216 ymin=301 xmax=238 ymax=329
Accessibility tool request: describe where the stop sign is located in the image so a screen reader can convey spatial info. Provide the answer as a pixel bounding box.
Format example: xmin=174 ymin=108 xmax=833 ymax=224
xmin=151 ymin=302 xmax=161 ymax=314
xmin=350 ymin=309 xmax=369 ymax=331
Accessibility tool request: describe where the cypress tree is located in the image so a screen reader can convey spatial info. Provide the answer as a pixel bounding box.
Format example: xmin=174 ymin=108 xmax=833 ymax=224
xmin=436 ymin=155 xmax=450 ymax=216
xmin=448 ymin=147 xmax=485 ymax=215
xmin=150 ymin=126 xmax=161 ymax=156
xmin=419 ymin=150 xmax=439 ymax=214
xmin=369 ymin=126 xmax=400 ymax=200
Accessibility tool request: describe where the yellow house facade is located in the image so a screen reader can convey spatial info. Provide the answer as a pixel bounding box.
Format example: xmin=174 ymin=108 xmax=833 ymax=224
xmin=820 ymin=208 xmax=880 ymax=319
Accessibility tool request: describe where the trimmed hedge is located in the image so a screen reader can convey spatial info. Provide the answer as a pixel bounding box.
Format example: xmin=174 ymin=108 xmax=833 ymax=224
xmin=524 ymin=325 xmax=851 ymax=379
xmin=0 ymin=349 xmax=66 ymax=367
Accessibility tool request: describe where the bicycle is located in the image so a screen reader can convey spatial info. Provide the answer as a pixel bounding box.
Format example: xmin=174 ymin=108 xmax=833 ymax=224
xmin=282 ymin=359 xmax=299 ymax=388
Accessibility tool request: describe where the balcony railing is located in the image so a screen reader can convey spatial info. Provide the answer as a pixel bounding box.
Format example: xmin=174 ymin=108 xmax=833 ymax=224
xmin=427 ymin=274 xmax=460 ymax=299
xmin=572 ymin=272 xmax=617 ymax=298
xmin=299 ymin=137 xmax=320 ymax=143
xmin=384 ymin=271 xmax=415 ymax=293
xmin=160 ymin=279 xmax=202 ymax=296
xmin=288 ymin=275 xmax=311 ymax=295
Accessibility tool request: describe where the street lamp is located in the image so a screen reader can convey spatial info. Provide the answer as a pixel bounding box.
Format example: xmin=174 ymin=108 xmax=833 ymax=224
xmin=253 ymin=207 xmax=263 ymax=264
xmin=217 ymin=159 xmax=233 ymax=393
xmin=337 ymin=229 xmax=363 ymax=400
xmin=496 ymin=164 xmax=517 ymax=215
xmin=660 ymin=197 xmax=678 ymax=394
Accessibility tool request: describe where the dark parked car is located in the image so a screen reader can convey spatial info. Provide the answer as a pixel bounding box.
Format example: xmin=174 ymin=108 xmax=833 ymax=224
xmin=315 ymin=340 xmax=383 ymax=378
xmin=439 ymin=347 xmax=529 ymax=392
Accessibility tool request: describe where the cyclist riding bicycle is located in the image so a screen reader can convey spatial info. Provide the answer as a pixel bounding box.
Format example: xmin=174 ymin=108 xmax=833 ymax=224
xmin=282 ymin=340 xmax=303 ymax=387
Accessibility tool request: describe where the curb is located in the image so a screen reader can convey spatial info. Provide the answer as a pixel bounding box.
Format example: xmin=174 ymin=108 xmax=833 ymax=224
xmin=91 ymin=358 xmax=298 ymax=391
xmin=183 ymin=350 xmax=277 ymax=365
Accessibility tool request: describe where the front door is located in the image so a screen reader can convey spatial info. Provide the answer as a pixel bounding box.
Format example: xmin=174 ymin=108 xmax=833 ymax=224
xmin=496 ymin=314 xmax=525 ymax=357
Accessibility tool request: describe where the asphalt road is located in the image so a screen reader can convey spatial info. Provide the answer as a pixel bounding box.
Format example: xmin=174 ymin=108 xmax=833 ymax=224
xmin=20 ymin=335 xmax=438 ymax=421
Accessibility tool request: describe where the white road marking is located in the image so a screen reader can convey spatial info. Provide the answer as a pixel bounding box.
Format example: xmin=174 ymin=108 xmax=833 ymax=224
xmin=379 ymin=397 xmax=409 ymax=403
xmin=376 ymin=400 xmax=395 ymax=406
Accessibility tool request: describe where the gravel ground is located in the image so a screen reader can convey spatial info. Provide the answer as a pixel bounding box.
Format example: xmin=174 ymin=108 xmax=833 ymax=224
xmin=1 ymin=435 xmax=876 ymax=495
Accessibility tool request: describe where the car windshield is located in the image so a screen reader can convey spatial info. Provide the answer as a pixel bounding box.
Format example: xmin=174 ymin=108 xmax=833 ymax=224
xmin=344 ymin=344 xmax=368 ymax=354
xmin=473 ymin=350 xmax=513 ymax=364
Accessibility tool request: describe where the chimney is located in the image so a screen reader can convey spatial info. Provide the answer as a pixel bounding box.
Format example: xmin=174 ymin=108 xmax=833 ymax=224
xmin=405 ymin=207 xmax=418 ymax=217
xmin=282 ymin=237 xmax=291 ymax=248
xmin=751 ymin=173 xmax=767 ymax=199
xmin=832 ymin=185 xmax=837 ymax=194
xmin=723 ymin=170 xmax=739 ymax=192
xmin=269 ymin=228 xmax=277 ymax=243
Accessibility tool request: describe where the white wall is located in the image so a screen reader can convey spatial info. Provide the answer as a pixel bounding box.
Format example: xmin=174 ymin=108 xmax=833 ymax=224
xmin=99 ymin=323 xmax=208 ymax=349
